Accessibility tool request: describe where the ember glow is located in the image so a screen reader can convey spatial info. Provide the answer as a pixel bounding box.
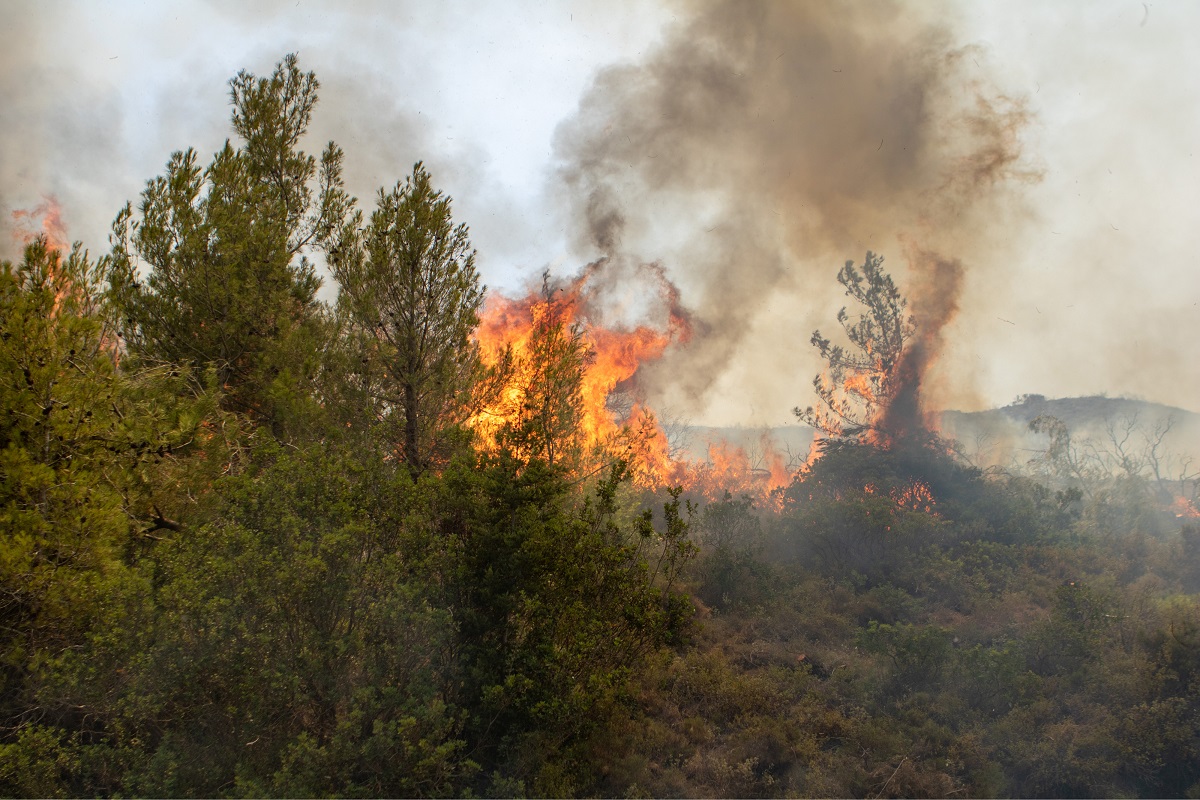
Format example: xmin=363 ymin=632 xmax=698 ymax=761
xmin=893 ymin=480 xmax=938 ymax=514
xmin=1172 ymin=496 xmax=1200 ymax=519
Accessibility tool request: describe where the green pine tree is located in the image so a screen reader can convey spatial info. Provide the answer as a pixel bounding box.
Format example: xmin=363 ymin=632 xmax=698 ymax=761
xmin=108 ymin=54 xmax=355 ymax=434
xmin=0 ymin=237 xmax=214 ymax=796
xmin=331 ymin=162 xmax=485 ymax=475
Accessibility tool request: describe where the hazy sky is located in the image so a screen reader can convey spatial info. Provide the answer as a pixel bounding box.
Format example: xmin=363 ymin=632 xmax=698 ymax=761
xmin=3 ymin=0 xmax=1198 ymax=426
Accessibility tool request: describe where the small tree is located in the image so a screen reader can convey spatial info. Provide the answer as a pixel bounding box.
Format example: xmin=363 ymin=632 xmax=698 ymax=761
xmin=331 ymin=162 xmax=484 ymax=475
xmin=108 ymin=54 xmax=354 ymax=430
xmin=795 ymin=252 xmax=913 ymax=440
xmin=495 ymin=275 xmax=593 ymax=472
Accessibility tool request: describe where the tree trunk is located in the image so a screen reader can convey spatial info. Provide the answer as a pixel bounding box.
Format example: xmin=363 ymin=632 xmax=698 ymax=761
xmin=404 ymin=381 xmax=421 ymax=476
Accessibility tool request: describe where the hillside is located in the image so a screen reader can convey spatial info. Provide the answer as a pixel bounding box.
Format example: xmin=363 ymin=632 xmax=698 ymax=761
xmin=681 ymin=396 xmax=1200 ymax=474
xmin=940 ymin=395 xmax=1200 ymax=471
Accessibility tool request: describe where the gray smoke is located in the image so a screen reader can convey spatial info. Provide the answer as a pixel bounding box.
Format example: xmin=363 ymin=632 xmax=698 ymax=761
xmin=552 ymin=0 xmax=1035 ymax=422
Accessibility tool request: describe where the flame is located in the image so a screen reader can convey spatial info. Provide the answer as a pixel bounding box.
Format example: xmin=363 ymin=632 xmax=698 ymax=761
xmin=11 ymin=196 xmax=69 ymax=254
xmin=892 ymin=480 xmax=937 ymax=514
xmin=1171 ymin=496 xmax=1200 ymax=519
xmin=683 ymin=434 xmax=797 ymax=510
xmin=809 ymin=245 xmax=963 ymax=450
xmin=470 ymin=258 xmax=802 ymax=502
xmin=10 ymin=197 xmax=83 ymax=320
xmin=471 ymin=260 xmax=687 ymax=484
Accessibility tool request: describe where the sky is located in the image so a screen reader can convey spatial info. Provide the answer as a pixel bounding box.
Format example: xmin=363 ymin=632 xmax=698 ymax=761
xmin=2 ymin=0 xmax=1198 ymax=427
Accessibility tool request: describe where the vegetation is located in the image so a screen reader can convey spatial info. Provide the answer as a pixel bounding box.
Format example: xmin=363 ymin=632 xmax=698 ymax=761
xmin=796 ymin=251 xmax=913 ymax=440
xmin=4 ymin=55 xmax=1200 ymax=798
xmin=330 ymin=162 xmax=486 ymax=475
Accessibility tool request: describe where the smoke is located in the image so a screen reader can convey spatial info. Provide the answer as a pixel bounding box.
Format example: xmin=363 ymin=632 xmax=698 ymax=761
xmin=552 ymin=0 xmax=1035 ymax=424
xmin=879 ymin=242 xmax=965 ymax=439
xmin=0 ymin=3 xmax=234 ymax=262
xmin=0 ymin=9 xmax=67 ymax=256
xmin=10 ymin=197 xmax=69 ymax=254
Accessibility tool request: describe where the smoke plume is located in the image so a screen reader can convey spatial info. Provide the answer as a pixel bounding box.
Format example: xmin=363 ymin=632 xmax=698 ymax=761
xmin=880 ymin=242 xmax=965 ymax=439
xmin=552 ymin=0 xmax=1035 ymax=424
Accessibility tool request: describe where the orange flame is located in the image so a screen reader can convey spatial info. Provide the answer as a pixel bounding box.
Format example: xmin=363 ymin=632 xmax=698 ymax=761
xmin=10 ymin=198 xmax=82 ymax=320
xmin=471 ymin=260 xmax=687 ymax=484
xmin=11 ymin=196 xmax=69 ymax=254
xmin=892 ymin=480 xmax=937 ymax=514
xmin=471 ymin=259 xmax=802 ymax=502
xmin=682 ymin=434 xmax=797 ymax=510
xmin=1171 ymin=496 xmax=1200 ymax=519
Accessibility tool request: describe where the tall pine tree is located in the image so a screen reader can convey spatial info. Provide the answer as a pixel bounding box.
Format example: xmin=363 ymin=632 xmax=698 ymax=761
xmin=331 ymin=162 xmax=485 ymax=475
xmin=108 ymin=54 xmax=355 ymax=433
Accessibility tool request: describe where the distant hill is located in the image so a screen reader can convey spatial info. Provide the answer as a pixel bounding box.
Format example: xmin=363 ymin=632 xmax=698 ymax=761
xmin=942 ymin=394 xmax=1200 ymax=433
xmin=940 ymin=395 xmax=1200 ymax=470
xmin=677 ymin=396 xmax=1200 ymax=472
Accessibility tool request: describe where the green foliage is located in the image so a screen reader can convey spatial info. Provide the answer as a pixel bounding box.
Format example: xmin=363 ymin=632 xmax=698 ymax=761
xmin=331 ymin=162 xmax=486 ymax=474
xmin=0 ymin=724 xmax=84 ymax=798
xmin=98 ymin=445 xmax=471 ymax=796
xmin=0 ymin=239 xmax=216 ymax=788
xmin=108 ymin=54 xmax=353 ymax=432
xmin=795 ymin=252 xmax=914 ymax=439
xmin=435 ymin=457 xmax=695 ymax=788
xmin=1025 ymin=581 xmax=1116 ymax=678
xmin=692 ymin=494 xmax=775 ymax=611
xmin=0 ymin=242 xmax=130 ymax=711
xmin=858 ymin=622 xmax=954 ymax=694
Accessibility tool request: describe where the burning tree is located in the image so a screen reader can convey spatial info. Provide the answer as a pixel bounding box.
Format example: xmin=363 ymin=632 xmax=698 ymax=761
xmin=494 ymin=278 xmax=593 ymax=471
xmin=470 ymin=264 xmax=687 ymax=487
xmin=795 ymin=252 xmax=914 ymax=442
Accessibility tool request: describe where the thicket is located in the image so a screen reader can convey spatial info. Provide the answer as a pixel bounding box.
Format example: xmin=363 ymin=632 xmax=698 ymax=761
xmin=2 ymin=56 xmax=1199 ymax=798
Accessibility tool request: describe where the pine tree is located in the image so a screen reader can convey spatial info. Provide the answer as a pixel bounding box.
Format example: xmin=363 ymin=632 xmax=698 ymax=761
xmin=331 ymin=162 xmax=484 ymax=475
xmin=0 ymin=238 xmax=212 ymax=794
xmin=795 ymin=252 xmax=913 ymax=440
xmin=108 ymin=54 xmax=354 ymax=431
xmin=498 ymin=277 xmax=592 ymax=471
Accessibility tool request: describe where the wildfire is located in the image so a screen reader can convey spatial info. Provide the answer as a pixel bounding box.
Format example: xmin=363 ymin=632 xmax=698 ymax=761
xmin=11 ymin=196 xmax=69 ymax=254
xmin=892 ymin=480 xmax=937 ymax=514
xmin=471 ymin=259 xmax=686 ymax=481
xmin=1171 ymin=496 xmax=1200 ymax=519
xmin=9 ymin=197 xmax=83 ymax=320
xmin=470 ymin=258 xmax=801 ymax=502
xmin=683 ymin=435 xmax=798 ymax=509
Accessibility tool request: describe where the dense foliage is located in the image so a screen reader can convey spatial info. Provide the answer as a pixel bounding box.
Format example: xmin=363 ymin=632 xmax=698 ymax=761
xmin=3 ymin=56 xmax=1199 ymax=798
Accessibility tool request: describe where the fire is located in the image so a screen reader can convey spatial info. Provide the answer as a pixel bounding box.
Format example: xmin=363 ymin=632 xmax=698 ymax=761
xmin=1171 ymin=496 xmax=1200 ymax=519
xmin=470 ymin=258 xmax=802 ymax=502
xmin=892 ymin=480 xmax=937 ymax=514
xmin=10 ymin=197 xmax=82 ymax=320
xmin=471 ymin=260 xmax=687 ymax=485
xmin=11 ymin=196 xmax=69 ymax=254
xmin=684 ymin=435 xmax=796 ymax=509
xmin=805 ymin=248 xmax=962 ymax=450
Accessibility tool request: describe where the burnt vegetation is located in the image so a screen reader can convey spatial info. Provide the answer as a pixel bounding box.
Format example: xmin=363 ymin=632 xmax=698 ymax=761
xmin=3 ymin=56 xmax=1200 ymax=800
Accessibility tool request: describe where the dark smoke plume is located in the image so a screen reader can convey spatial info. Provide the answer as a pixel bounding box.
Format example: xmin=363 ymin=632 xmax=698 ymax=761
xmin=880 ymin=242 xmax=965 ymax=439
xmin=553 ymin=0 xmax=1035 ymax=422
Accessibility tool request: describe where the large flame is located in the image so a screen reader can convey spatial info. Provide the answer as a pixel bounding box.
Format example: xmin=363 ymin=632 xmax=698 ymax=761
xmin=471 ymin=258 xmax=799 ymax=502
